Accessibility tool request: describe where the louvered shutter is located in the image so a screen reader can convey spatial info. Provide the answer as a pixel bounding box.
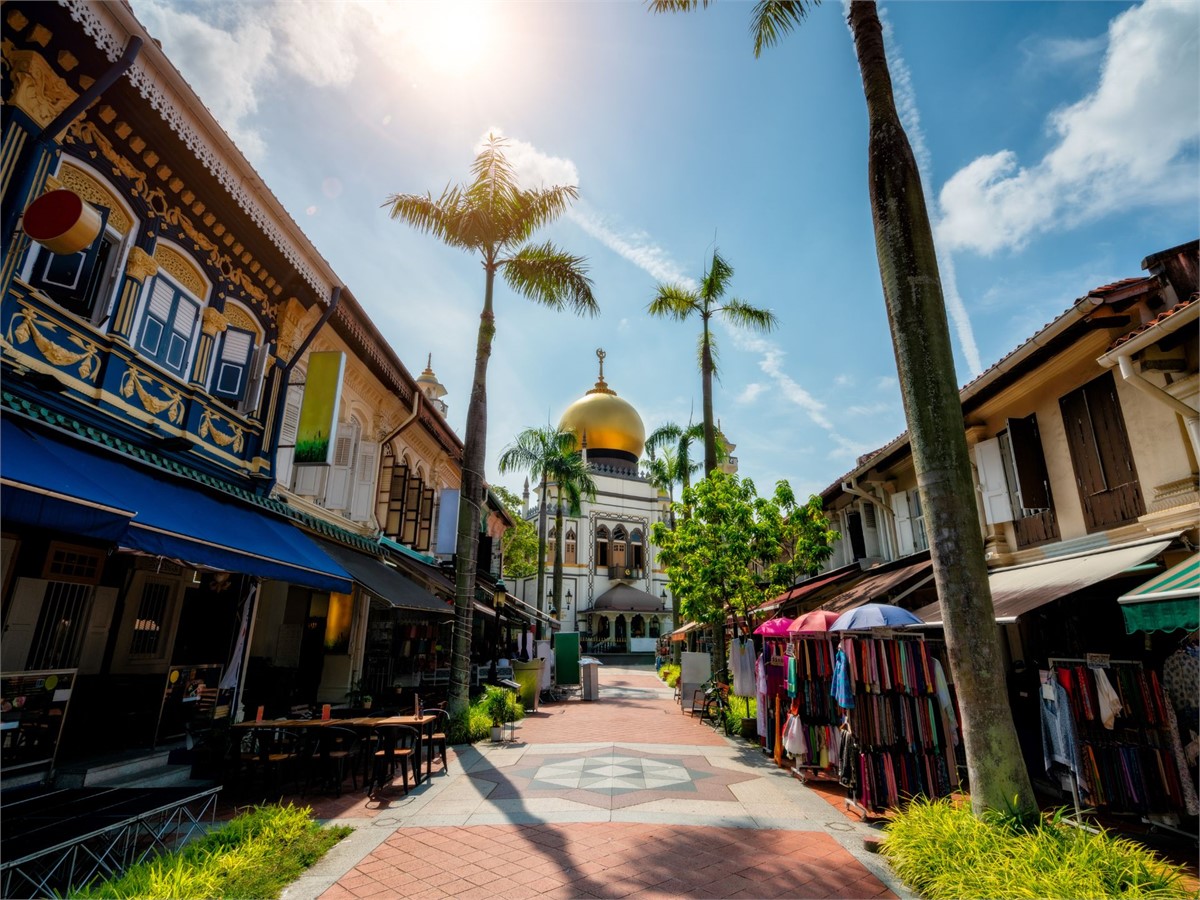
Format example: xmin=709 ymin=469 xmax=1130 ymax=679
xmin=212 ymin=327 xmax=255 ymax=402
xmin=350 ymin=441 xmax=379 ymax=522
xmin=401 ymin=473 xmax=423 ymax=545
xmin=974 ymin=438 xmax=1015 ymax=524
xmin=275 ymin=385 xmax=303 ymax=489
xmin=893 ymin=490 xmax=915 ymax=556
xmin=324 ymin=423 xmax=357 ymax=511
xmin=416 ymin=486 xmax=436 ymax=550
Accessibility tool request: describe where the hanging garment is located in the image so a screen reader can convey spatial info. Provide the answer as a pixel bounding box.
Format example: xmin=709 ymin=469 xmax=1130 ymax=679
xmin=731 ymin=637 xmax=756 ymax=696
xmin=1162 ymin=644 xmax=1200 ymax=735
xmin=1041 ymin=674 xmax=1090 ymax=799
xmin=1163 ymin=701 xmax=1200 ymax=815
xmin=1094 ymin=667 xmax=1123 ymax=729
xmin=832 ymin=647 xmax=855 ymax=709
xmin=931 ymin=659 xmax=959 ymax=744
xmin=756 ymin=653 xmax=769 ymax=737
xmin=783 ymin=713 xmax=808 ymax=756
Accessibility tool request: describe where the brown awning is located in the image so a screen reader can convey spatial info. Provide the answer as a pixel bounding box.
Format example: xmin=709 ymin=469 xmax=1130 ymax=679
xmin=913 ymin=534 xmax=1175 ymax=626
xmin=757 ymin=563 xmax=867 ymax=615
xmin=821 ymin=558 xmax=934 ymax=615
xmin=669 ymin=622 xmax=700 ymax=642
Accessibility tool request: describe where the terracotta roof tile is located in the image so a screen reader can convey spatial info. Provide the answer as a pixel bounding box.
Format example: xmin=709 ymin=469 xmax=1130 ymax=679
xmin=1107 ymin=295 xmax=1196 ymax=351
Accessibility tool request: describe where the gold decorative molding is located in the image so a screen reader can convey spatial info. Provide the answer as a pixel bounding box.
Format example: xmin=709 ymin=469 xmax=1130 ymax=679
xmin=4 ymin=46 xmax=78 ymax=129
xmin=201 ymin=306 xmax=229 ymax=337
xmin=199 ymin=408 xmax=245 ymax=453
xmin=221 ymin=303 xmax=258 ymax=335
xmin=56 ymin=163 xmax=133 ymax=234
xmin=275 ymin=299 xmax=319 ymax=363
xmin=119 ymin=368 xmax=185 ymax=424
xmin=4 ymin=306 xmax=101 ymax=381
xmin=153 ymin=243 xmax=206 ymax=298
xmin=124 ymin=246 xmax=158 ymax=283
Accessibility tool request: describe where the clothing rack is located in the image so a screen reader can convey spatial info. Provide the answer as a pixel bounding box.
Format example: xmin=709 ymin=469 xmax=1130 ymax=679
xmin=1045 ymin=656 xmax=1192 ymax=837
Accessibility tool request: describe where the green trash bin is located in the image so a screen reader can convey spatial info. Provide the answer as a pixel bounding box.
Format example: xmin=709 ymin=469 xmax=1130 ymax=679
xmin=512 ymin=659 xmax=542 ymax=712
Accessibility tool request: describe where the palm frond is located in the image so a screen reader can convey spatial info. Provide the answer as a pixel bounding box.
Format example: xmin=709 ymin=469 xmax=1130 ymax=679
xmin=646 ymin=422 xmax=685 ymax=458
xmin=648 ymin=0 xmax=707 ymax=11
xmin=470 ymin=134 xmax=520 ymax=204
xmin=699 ymin=250 xmax=735 ymax=304
xmin=697 ymin=331 xmax=721 ymax=379
xmin=751 ymin=0 xmax=820 ymax=58
xmin=720 ymin=298 xmax=778 ymax=332
xmin=647 ymin=284 xmax=699 ymax=321
xmin=501 ymin=242 xmax=598 ymax=315
xmin=503 ymin=185 xmax=580 ymax=247
xmin=384 ymin=188 xmax=475 ymax=251
xmin=497 ymin=425 xmax=563 ymax=477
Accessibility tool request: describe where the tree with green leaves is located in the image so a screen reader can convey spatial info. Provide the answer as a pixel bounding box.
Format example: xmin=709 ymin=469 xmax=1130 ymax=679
xmin=497 ymin=425 xmax=596 ymax=638
xmin=648 ymin=253 xmax=777 ymax=478
xmin=386 ymin=136 xmax=598 ymax=715
xmin=652 ymin=471 xmax=836 ymax=684
xmin=646 ymin=421 xmax=704 ymax=508
xmin=650 ymin=0 xmax=1036 ymax=817
xmin=491 ymin=485 xmax=538 ymax=580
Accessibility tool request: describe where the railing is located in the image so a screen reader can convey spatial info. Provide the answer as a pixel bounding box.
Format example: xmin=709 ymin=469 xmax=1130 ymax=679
xmin=608 ymin=565 xmax=643 ymax=580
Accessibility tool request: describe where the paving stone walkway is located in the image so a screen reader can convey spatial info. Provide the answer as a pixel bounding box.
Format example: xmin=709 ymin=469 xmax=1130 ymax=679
xmin=283 ymin=667 xmax=911 ymax=900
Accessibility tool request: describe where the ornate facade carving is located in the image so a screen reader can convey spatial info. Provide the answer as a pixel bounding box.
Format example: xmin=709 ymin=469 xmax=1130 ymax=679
xmin=56 ymin=163 xmax=132 ymax=234
xmin=201 ymin=306 xmax=228 ymax=337
xmin=221 ymin=303 xmax=257 ymax=335
xmin=124 ymin=246 xmax=158 ymax=282
xmin=4 ymin=45 xmax=77 ymax=128
xmin=275 ymin=299 xmax=319 ymax=363
xmin=153 ymin=243 xmax=205 ymax=298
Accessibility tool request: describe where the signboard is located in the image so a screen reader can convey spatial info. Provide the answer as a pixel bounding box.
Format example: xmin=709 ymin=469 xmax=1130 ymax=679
xmin=295 ymin=350 xmax=345 ymax=465
xmin=1086 ymin=653 xmax=1111 ymax=670
xmin=155 ymin=663 xmax=226 ymax=746
xmin=1 ymin=668 xmax=76 ymax=772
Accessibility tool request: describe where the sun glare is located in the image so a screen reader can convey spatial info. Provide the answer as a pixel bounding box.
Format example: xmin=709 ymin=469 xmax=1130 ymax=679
xmin=369 ymin=1 xmax=498 ymax=78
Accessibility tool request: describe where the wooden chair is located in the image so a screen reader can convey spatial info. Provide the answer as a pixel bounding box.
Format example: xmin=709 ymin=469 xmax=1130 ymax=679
xmin=307 ymin=726 xmax=360 ymax=797
xmin=367 ymin=724 xmax=419 ymax=799
xmin=420 ymin=708 xmax=450 ymax=775
xmin=238 ymin=727 xmax=300 ymax=799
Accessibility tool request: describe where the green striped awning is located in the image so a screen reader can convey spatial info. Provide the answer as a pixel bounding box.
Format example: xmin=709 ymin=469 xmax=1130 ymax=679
xmin=1118 ymin=553 xmax=1200 ymax=634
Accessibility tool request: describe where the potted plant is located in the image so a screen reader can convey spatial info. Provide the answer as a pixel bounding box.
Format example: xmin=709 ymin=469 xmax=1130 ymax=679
xmin=345 ymin=679 xmax=373 ymax=710
xmin=484 ymin=685 xmax=514 ymax=741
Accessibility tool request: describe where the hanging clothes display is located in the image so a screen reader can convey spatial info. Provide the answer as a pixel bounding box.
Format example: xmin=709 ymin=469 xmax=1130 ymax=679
xmin=833 ymin=634 xmax=960 ymax=814
xmin=1045 ymin=658 xmax=1190 ymax=819
xmin=779 ymin=636 xmax=841 ymax=776
xmin=730 ymin=636 xmax=757 ymax=697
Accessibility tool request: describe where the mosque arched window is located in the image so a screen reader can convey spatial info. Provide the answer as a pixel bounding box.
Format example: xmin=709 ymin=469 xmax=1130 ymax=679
xmin=565 ymin=528 xmax=577 ymax=565
xmin=631 ymin=615 xmax=645 ymax=639
xmin=611 ymin=526 xmax=628 ymax=568
xmin=547 ymin=526 xmax=557 ymax=565
xmin=595 ymin=526 xmax=610 ymax=568
xmin=630 ymin=529 xmax=645 ymax=570
xmin=649 ymin=616 xmax=661 ymax=638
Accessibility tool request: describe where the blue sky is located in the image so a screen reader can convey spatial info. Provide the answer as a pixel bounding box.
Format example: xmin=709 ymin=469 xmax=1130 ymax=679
xmin=128 ymin=0 xmax=1199 ymax=501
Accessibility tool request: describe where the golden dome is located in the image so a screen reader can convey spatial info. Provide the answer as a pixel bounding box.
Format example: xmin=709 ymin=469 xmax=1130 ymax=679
xmin=558 ymin=349 xmax=645 ymax=460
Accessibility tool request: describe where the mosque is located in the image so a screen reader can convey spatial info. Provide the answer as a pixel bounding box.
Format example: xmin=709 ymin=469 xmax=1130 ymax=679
xmin=510 ymin=350 xmax=675 ymax=658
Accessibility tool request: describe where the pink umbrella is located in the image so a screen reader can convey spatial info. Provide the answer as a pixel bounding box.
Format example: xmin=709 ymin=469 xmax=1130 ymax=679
xmin=788 ymin=609 xmax=841 ymax=634
xmin=753 ymin=617 xmax=794 ymax=636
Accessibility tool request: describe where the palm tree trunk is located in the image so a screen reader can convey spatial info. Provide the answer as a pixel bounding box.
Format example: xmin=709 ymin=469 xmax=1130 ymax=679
xmin=849 ymin=0 xmax=1034 ymax=816
xmin=701 ymin=318 xmax=718 ymax=476
xmin=553 ymin=487 xmax=564 ymax=640
xmin=449 ymin=263 xmax=497 ymax=715
xmin=535 ymin=471 xmax=549 ymax=640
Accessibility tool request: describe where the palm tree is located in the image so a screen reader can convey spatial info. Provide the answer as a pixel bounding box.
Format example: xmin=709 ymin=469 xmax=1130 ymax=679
xmin=643 ymin=449 xmax=679 ymax=530
xmin=647 ymin=252 xmax=776 ymax=477
xmin=646 ymin=421 xmax=704 ymax=503
xmin=650 ymin=0 xmax=1035 ymax=817
xmin=386 ymin=136 xmax=598 ymax=715
xmin=543 ymin=450 xmax=597 ymax=634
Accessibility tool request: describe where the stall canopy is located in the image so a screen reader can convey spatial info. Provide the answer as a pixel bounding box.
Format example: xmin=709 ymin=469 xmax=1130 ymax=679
xmin=0 ymin=417 xmax=352 ymax=593
xmin=1 ymin=417 xmax=135 ymax=541
xmin=821 ymin=557 xmax=933 ymax=615
xmin=317 ymin=541 xmax=451 ymax=614
xmin=669 ymin=622 xmax=699 ymax=642
xmin=914 ymin=534 xmax=1177 ymax=627
xmin=1118 ymin=553 xmax=1200 ymax=634
xmin=755 ymin=563 xmax=864 ymax=616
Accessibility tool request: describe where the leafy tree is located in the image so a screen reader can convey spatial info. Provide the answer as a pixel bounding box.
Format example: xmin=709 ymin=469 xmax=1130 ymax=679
xmin=386 ymin=136 xmax=598 ymax=714
xmin=543 ymin=447 xmax=597 ymax=633
xmin=652 ymin=471 xmax=836 ymax=684
xmin=647 ymin=252 xmax=777 ymax=478
xmin=491 ymin=485 xmax=538 ymax=580
xmin=650 ymin=0 xmax=1036 ymax=816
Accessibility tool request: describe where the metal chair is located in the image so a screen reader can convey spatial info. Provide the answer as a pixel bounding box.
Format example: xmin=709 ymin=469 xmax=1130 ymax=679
xmin=237 ymin=727 xmax=300 ymax=799
xmin=366 ymin=724 xmax=419 ymax=800
xmin=307 ymin=726 xmax=360 ymax=797
xmin=420 ymin=708 xmax=450 ymax=775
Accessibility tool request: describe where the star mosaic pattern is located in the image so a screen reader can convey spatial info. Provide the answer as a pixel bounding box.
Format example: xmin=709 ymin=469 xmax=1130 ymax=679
xmin=469 ymin=748 xmax=759 ymax=810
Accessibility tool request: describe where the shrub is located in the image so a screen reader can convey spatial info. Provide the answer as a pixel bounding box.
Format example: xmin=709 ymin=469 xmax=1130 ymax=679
xmin=658 ymin=663 xmax=680 ymax=688
xmin=883 ymin=797 xmax=1191 ymax=900
xmin=447 ymin=689 xmax=526 ymax=744
xmin=726 ymin=694 xmax=756 ymax=737
xmin=70 ymin=804 xmax=350 ymax=900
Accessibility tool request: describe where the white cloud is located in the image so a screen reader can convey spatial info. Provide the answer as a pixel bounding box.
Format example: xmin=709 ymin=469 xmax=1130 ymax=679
xmin=567 ymin=204 xmax=697 ymax=288
xmin=730 ymin=330 xmax=833 ymax=431
xmin=476 ymin=129 xmax=581 ymax=190
xmin=1021 ymin=33 xmax=1107 ymax=67
xmin=273 ymin=1 xmax=360 ymax=87
xmin=876 ymin=375 xmax=897 ymax=390
xmin=938 ymin=0 xmax=1199 ymax=256
xmin=834 ymin=374 xmax=854 ymax=387
xmin=847 ymin=401 xmax=891 ymax=417
xmin=738 ymin=383 xmax=766 ymax=404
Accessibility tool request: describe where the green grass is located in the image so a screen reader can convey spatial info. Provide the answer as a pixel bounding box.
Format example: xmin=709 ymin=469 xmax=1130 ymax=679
xmin=883 ymin=797 xmax=1193 ymax=900
xmin=69 ymin=804 xmax=351 ymax=900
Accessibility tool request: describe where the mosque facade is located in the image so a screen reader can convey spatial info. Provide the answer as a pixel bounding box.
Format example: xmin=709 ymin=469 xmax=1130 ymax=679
xmin=510 ymin=350 xmax=674 ymax=655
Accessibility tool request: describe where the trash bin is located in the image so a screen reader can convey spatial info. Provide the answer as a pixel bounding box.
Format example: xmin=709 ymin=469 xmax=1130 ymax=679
xmin=580 ymin=658 xmax=600 ymax=701
xmin=512 ymin=659 xmax=542 ymax=711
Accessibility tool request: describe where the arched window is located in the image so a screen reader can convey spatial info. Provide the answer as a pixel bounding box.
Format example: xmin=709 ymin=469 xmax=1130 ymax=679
xmin=630 ymin=529 xmax=645 ymax=570
xmin=210 ymin=301 xmax=265 ymax=411
xmin=649 ymin=616 xmax=661 ymax=638
xmin=615 ymin=615 xmax=627 ymax=639
xmin=631 ymin=615 xmax=645 ymax=638
xmin=611 ymin=526 xmax=628 ymax=567
xmin=547 ymin=526 xmax=557 ymax=565
xmin=595 ymin=525 xmax=610 ymax=568
xmin=564 ymin=528 xmax=577 ymax=565
xmin=136 ymin=271 xmax=202 ymax=379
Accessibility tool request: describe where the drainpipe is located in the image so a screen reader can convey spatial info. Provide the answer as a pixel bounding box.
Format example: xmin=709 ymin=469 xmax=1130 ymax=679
xmin=264 ymin=285 xmax=342 ymax=491
xmin=380 ymin=387 xmax=423 ymax=447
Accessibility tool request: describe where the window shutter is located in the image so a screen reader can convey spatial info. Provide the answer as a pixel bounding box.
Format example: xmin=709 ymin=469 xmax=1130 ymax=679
xmin=30 ymin=206 xmax=111 ymax=316
xmin=384 ymin=463 xmax=408 ymax=539
xmin=0 ymin=578 xmax=47 ymax=671
xmin=401 ymin=473 xmax=423 ymax=545
xmin=974 ymin=438 xmax=1015 ymax=524
xmin=77 ymin=586 xmax=117 ymax=674
xmin=212 ymin=327 xmax=254 ymax=402
xmin=239 ymin=344 xmax=270 ymax=414
xmin=275 ymin=385 xmax=302 ymax=489
xmin=416 ymin=486 xmax=435 ymax=550
xmin=349 ymin=441 xmax=378 ymax=523
xmin=293 ymin=464 xmax=325 ymax=497
xmin=893 ymin=490 xmax=915 ymax=556
xmin=1006 ymin=417 xmax=1050 ymax=511
xmin=324 ymin=425 xmax=357 ymax=511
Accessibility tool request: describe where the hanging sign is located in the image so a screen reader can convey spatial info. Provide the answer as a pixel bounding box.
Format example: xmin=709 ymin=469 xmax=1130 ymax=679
xmin=1086 ymin=652 xmax=1111 ymax=669
xmin=295 ymin=350 xmax=344 ymax=465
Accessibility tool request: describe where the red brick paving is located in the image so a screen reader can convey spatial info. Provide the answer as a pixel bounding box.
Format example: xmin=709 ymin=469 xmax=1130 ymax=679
xmin=321 ymin=824 xmax=896 ymax=899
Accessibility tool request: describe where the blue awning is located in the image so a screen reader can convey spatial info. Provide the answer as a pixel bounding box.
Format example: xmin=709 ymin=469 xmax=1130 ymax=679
xmin=1 ymin=417 xmax=135 ymax=541
xmin=0 ymin=418 xmax=352 ymax=593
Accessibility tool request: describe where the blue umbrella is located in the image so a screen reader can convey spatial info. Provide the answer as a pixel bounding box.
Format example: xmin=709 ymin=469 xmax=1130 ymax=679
xmin=830 ymin=603 xmax=922 ymax=631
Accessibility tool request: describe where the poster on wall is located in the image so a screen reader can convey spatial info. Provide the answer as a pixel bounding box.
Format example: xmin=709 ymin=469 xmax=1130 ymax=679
xmin=295 ymin=350 xmax=345 ymax=466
